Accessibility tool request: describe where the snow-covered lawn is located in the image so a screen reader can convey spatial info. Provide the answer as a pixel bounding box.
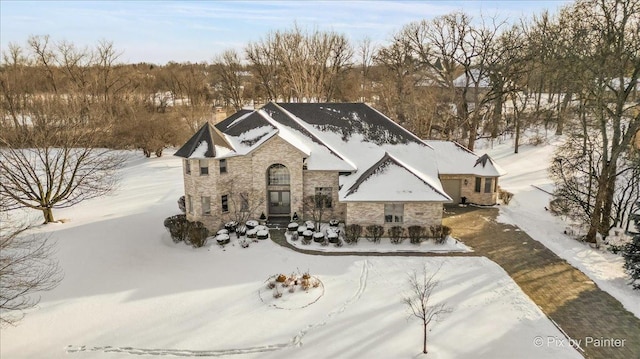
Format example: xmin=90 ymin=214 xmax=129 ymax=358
xmin=481 ymin=137 xmax=640 ymax=319
xmin=0 ymin=150 xmax=582 ymax=358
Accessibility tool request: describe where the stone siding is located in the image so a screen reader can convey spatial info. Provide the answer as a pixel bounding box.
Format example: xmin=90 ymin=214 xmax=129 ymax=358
xmin=302 ymin=171 xmax=346 ymax=222
xmin=439 ymin=174 xmax=498 ymax=205
xmin=345 ymin=202 xmax=442 ymax=230
xmin=182 ymin=136 xmax=306 ymax=231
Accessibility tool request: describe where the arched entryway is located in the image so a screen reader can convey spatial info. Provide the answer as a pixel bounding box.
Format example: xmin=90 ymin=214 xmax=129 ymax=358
xmin=266 ymin=164 xmax=291 ymax=217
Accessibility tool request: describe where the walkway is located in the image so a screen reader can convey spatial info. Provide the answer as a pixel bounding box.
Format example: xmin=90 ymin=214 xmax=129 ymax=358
xmin=270 ymin=207 xmax=640 ymax=359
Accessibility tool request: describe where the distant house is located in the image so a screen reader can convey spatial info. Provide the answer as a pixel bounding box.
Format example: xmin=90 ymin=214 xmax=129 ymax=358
xmin=175 ymin=102 xmax=505 ymax=231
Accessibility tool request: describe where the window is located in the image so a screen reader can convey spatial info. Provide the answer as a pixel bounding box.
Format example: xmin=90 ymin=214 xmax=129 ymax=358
xmin=484 ymin=178 xmax=493 ymax=193
xmin=200 ymin=159 xmax=208 ymax=176
xmin=475 ymin=177 xmax=482 ymax=193
xmin=185 ymin=160 xmax=191 ymax=175
xmin=220 ymin=159 xmax=227 ymax=174
xmin=315 ymin=187 xmax=332 ymax=208
xmin=384 ymin=203 xmax=404 ymax=223
xmin=240 ymin=192 xmax=249 ymax=212
xmin=221 ymin=195 xmax=229 ymax=212
xmin=268 ymin=164 xmax=289 ymax=185
xmin=187 ymin=195 xmax=193 ymax=214
xmin=201 ymin=196 xmax=211 ymax=215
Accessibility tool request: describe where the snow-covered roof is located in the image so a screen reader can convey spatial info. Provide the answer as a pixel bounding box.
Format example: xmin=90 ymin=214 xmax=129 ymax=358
xmin=424 ymin=140 xmax=506 ymax=177
xmin=453 ymin=69 xmax=491 ymax=88
xmin=174 ymin=122 xmax=234 ymax=159
xmin=177 ymin=102 xmax=476 ymax=202
xmin=344 ymin=152 xmax=451 ymax=202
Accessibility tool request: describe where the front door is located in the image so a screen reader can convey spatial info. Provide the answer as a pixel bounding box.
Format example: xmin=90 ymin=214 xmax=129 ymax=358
xmin=269 ymin=190 xmax=290 ymax=215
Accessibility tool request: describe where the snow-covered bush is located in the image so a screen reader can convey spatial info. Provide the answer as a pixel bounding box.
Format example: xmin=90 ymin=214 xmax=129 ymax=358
xmin=246 ymin=220 xmax=258 ymax=230
xmin=186 ymin=221 xmax=209 ymax=248
xmin=302 ymin=230 xmax=313 ymax=241
xmin=623 ymin=234 xmax=640 ymax=290
xmin=257 ymin=229 xmax=269 ymax=240
xmin=388 ymin=226 xmax=405 ymax=244
xmin=327 ymin=230 xmax=339 ymax=243
xmin=344 ymin=224 xmax=362 ymax=245
xmin=164 ymin=214 xmax=189 ymax=243
xmin=365 ymin=225 xmax=384 ymax=243
xmin=224 ymin=221 xmax=238 ymax=233
xmin=216 ymin=233 xmax=230 ymax=246
xmin=288 ymin=222 xmax=299 ymax=232
xmin=407 ymin=226 xmax=427 ymax=244
xmin=313 ymin=232 xmax=325 ymax=243
xmin=329 ymin=219 xmax=340 ymax=227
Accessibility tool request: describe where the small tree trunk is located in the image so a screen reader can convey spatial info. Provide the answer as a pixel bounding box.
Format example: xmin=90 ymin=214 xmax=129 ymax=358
xmin=42 ymin=207 xmax=55 ymax=223
xmin=423 ymin=323 xmax=428 ymax=354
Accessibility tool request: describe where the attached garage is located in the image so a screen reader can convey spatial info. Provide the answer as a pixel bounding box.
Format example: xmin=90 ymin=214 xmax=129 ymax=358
xmin=441 ymin=179 xmax=462 ymax=205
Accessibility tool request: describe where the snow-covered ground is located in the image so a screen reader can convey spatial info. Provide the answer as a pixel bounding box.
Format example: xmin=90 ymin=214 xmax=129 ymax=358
xmin=479 ymin=136 xmax=640 ymax=319
xmin=1 ymin=150 xmax=581 ymax=359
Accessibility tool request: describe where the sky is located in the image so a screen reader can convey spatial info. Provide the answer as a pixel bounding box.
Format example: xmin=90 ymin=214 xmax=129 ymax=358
xmin=1 ymin=1 xmax=572 ymax=65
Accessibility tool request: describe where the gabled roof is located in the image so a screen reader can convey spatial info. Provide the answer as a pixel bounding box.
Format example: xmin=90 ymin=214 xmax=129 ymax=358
xmin=177 ymin=102 xmax=456 ymax=202
xmin=344 ymin=152 xmax=451 ymax=202
xmin=424 ymin=140 xmax=506 ymax=176
xmin=174 ymin=122 xmax=234 ymax=159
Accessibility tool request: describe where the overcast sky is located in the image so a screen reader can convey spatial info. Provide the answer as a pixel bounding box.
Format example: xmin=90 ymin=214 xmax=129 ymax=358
xmin=1 ymin=1 xmax=572 ymax=65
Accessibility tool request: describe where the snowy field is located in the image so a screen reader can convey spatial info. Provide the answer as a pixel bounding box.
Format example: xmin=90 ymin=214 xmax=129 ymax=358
xmin=0 ymin=150 xmax=582 ymax=358
xmin=479 ymin=136 xmax=640 ymax=319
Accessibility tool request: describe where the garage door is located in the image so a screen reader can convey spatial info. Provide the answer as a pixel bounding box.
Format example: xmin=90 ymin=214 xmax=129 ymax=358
xmin=441 ymin=179 xmax=461 ymax=205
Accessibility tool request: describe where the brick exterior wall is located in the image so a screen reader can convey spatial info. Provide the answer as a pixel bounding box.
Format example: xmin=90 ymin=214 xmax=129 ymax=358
xmin=182 ymin=135 xmax=305 ymax=231
xmin=181 ymin=136 xmax=502 ymax=231
xmin=302 ymin=171 xmax=346 ymax=223
xmin=345 ymin=202 xmax=443 ymax=230
xmin=439 ymin=174 xmax=498 ymax=205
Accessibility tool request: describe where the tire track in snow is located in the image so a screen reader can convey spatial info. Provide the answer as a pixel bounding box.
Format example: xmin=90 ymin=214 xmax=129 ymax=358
xmin=66 ymin=260 xmax=370 ymax=357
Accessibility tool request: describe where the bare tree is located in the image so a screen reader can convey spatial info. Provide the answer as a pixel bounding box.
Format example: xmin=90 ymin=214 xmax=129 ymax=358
xmin=0 ymin=218 xmax=63 ymax=326
xmin=246 ymin=24 xmax=353 ymax=102
xmin=303 ymin=193 xmax=334 ymax=232
xmin=213 ymin=49 xmax=245 ymax=111
xmin=404 ymin=265 xmax=452 ymax=355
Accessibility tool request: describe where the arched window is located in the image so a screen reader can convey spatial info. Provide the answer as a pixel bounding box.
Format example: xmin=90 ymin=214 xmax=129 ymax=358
xmin=268 ymin=164 xmax=290 ymax=185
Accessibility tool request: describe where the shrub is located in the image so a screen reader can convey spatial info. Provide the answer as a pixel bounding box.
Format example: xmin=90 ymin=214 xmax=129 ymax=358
xmin=407 ymin=225 xmax=427 ymax=244
xmin=623 ymin=235 xmax=640 ymax=290
xmin=344 ymin=224 xmax=363 ymax=245
xmin=499 ymin=189 xmax=514 ymax=205
xmin=186 ymin=221 xmax=209 ymax=248
xmin=430 ymin=225 xmax=451 ymax=245
xmin=388 ymin=226 xmax=405 ymax=244
xmin=365 ymin=225 xmax=384 ymax=243
xmin=164 ymin=214 xmax=189 ymax=243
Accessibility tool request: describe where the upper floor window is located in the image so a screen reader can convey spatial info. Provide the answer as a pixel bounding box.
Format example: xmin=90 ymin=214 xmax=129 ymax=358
xmin=384 ymin=203 xmax=404 ymax=223
xmin=200 ymin=159 xmax=208 ymax=176
xmin=220 ymin=159 xmax=227 ymax=174
xmin=268 ymin=164 xmax=289 ymax=185
xmin=185 ymin=160 xmax=191 ymax=175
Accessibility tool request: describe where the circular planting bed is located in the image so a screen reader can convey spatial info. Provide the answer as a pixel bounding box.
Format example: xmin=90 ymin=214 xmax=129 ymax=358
xmin=258 ymin=272 xmax=325 ymax=310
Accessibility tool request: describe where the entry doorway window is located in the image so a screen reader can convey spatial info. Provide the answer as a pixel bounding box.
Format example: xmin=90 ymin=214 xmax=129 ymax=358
xmin=268 ymin=164 xmax=289 ymax=185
